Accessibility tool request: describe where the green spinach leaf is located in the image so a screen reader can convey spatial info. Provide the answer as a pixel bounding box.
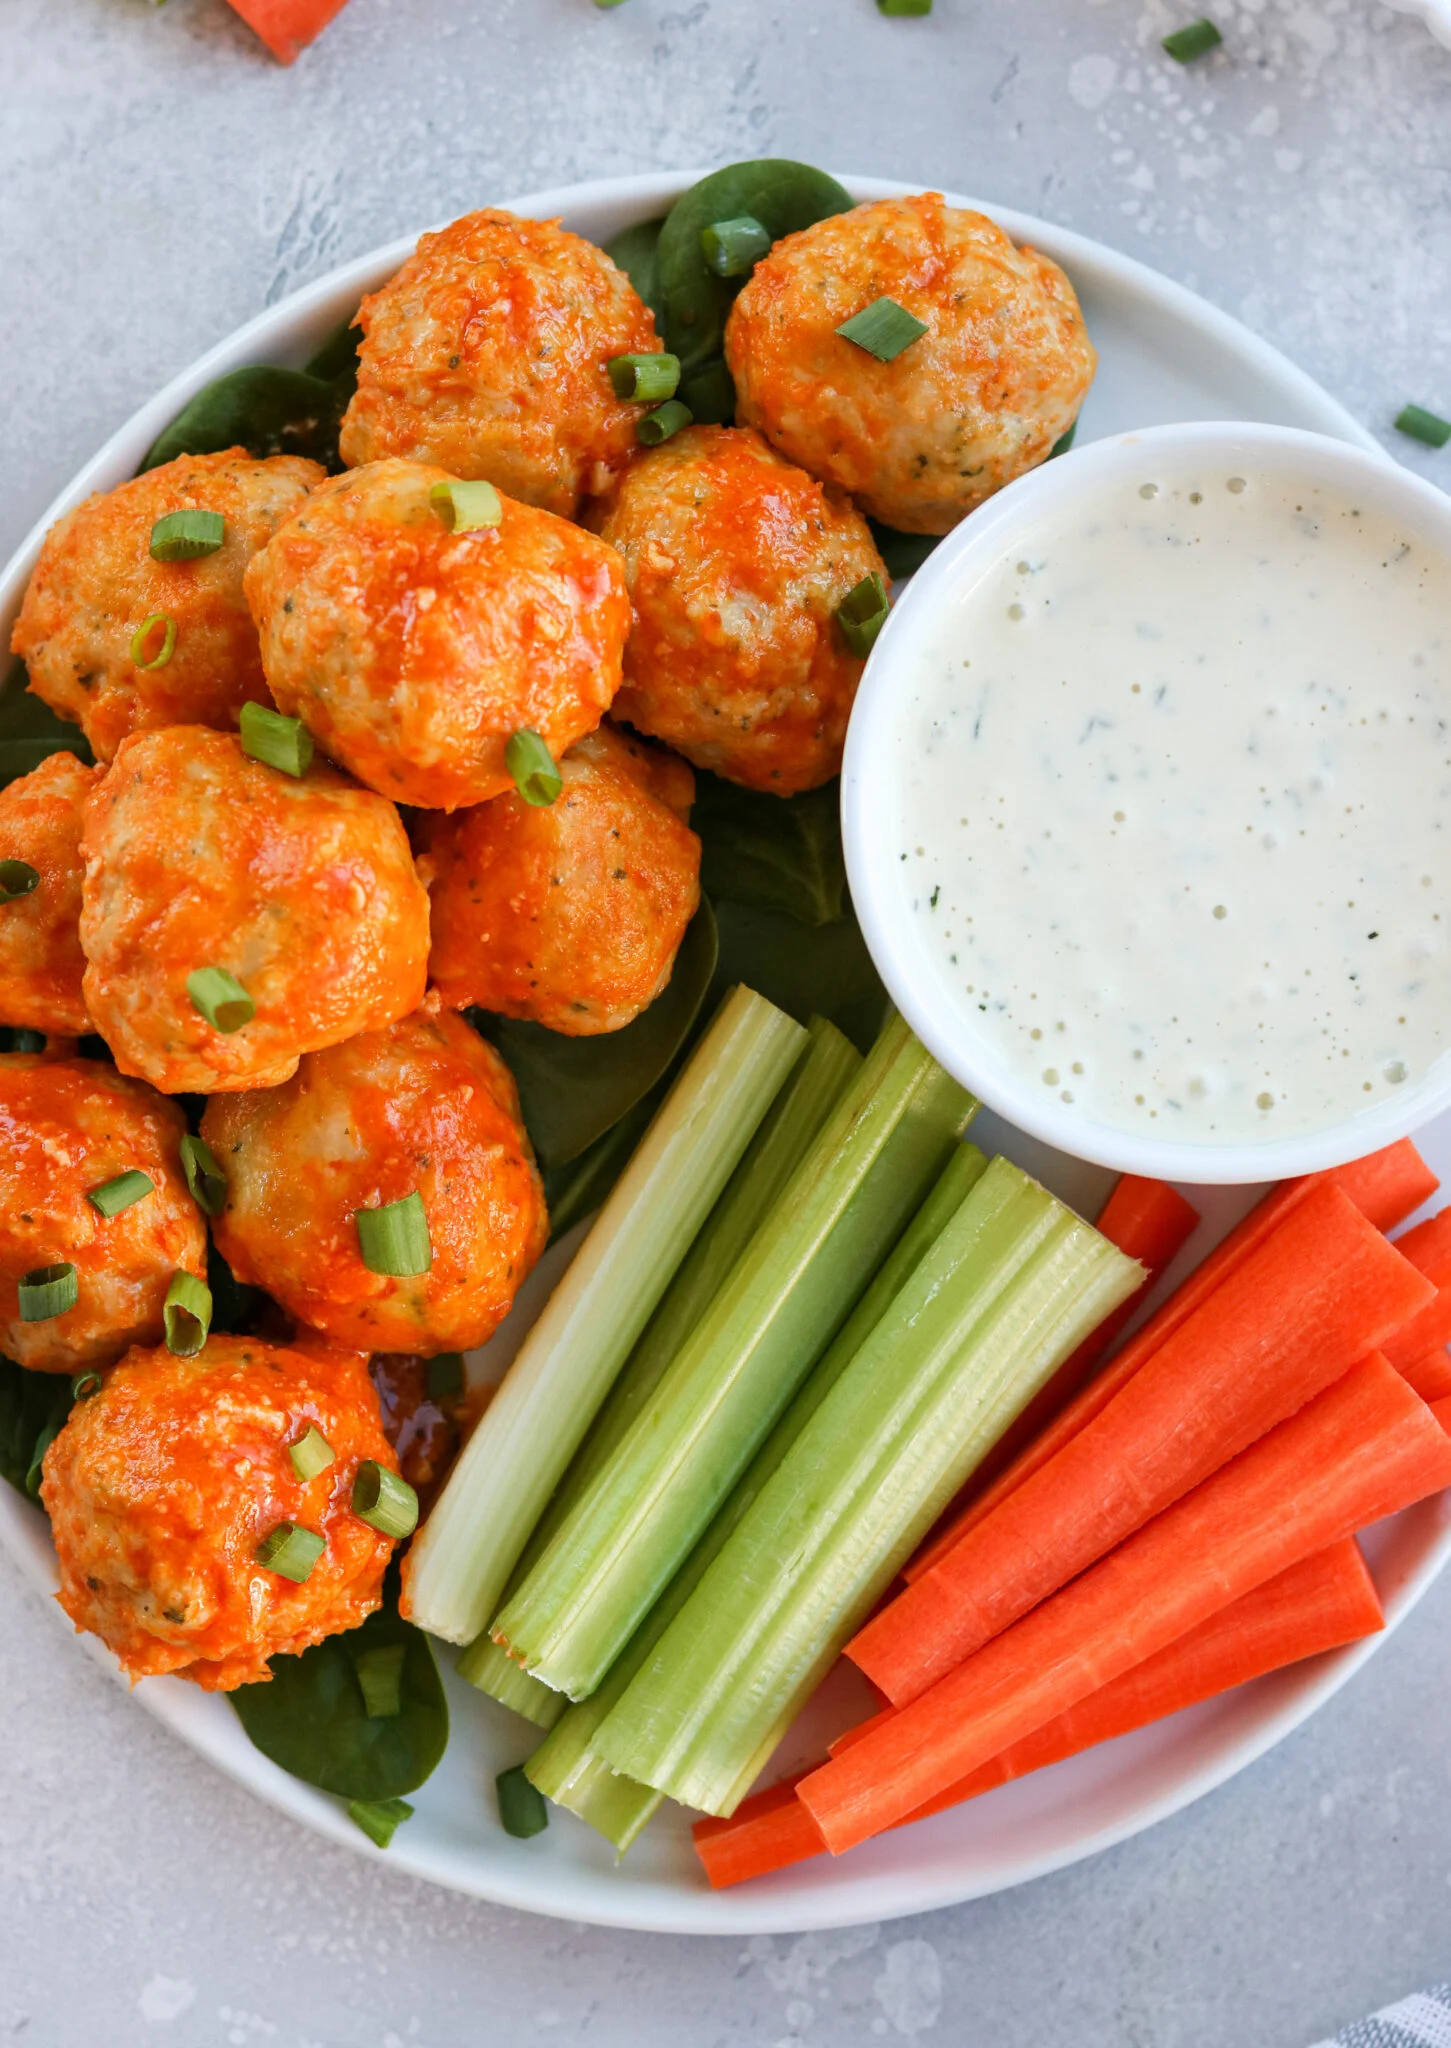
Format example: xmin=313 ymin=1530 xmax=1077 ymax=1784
xmin=711 ymin=897 xmax=889 ymax=1055
xmin=141 ymin=365 xmax=352 ymax=475
xmin=0 ymin=1357 xmax=74 ymax=1502
xmin=692 ymin=773 xmax=846 ymax=927
xmin=604 ymin=218 xmax=666 ymax=326
xmin=0 ymin=661 xmax=92 ymax=788
xmin=868 ymin=520 xmax=941 ymax=581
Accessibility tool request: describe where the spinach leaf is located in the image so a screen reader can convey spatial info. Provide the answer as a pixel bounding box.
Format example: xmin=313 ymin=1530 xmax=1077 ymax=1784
xmin=692 ymin=773 xmax=846 ymax=927
xmin=711 ymin=897 xmax=890 ymax=1056
xmin=0 ymin=1357 xmax=74 ymax=1502
xmin=604 ymin=218 xmax=666 ymax=326
xmin=206 ymin=1240 xmax=270 ymax=1337
xmin=302 ymin=317 xmax=362 ymax=392
xmin=141 ymin=365 xmax=352 ymax=474
xmin=0 ymin=661 xmax=92 ymax=789
xmin=541 ymin=1077 xmax=669 ymax=1245
xmin=868 ymin=520 xmax=941 ymax=581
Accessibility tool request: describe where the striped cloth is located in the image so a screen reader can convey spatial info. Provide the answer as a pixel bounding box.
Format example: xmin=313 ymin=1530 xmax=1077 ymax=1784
xmin=1310 ymin=1988 xmax=1451 ymax=2048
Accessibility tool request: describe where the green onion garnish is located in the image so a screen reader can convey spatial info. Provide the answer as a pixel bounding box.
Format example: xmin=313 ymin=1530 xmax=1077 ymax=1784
xmin=186 ymin=966 xmax=254 ymax=1034
xmin=70 ymin=1369 xmax=103 ymax=1402
xmin=87 ymin=1169 xmax=154 ymax=1218
xmin=18 ymin=1263 xmax=78 ymax=1322
xmin=256 ymin=1521 xmax=326 ymax=1583
xmin=149 ymin=509 xmax=226 ymax=561
xmin=179 ymin=1133 xmax=227 ymax=1215
xmin=877 ymin=0 xmax=933 ymax=11
xmin=606 ymin=352 xmax=681 ymax=403
xmin=836 ymin=572 xmax=891 ymax=658
xmin=163 ymin=1269 xmax=212 ymax=1356
xmin=504 ymin=730 xmax=563 ymax=808
xmin=1395 ymin=404 xmax=1451 ymax=450
xmin=352 ymin=1460 xmax=420 ymax=1540
xmin=0 ymin=860 xmax=40 ymax=902
xmin=354 ymin=1191 xmax=432 ymax=1277
xmin=429 ymin=478 xmax=503 ymax=532
xmin=129 ymin=613 xmax=176 ymax=671
xmin=496 ymin=1764 xmax=549 ymax=1839
xmin=288 ymin=1424 xmax=335 ymax=1483
xmin=835 ymin=297 xmax=929 ymax=362
xmin=637 ymin=399 xmax=694 ymax=447
xmin=1162 ymin=16 xmax=1222 ymax=60
xmin=239 ymin=700 xmax=314 ymax=778
xmin=426 ymin=1352 xmax=465 ymax=1401
xmin=348 ymin=1796 xmax=413 ymax=1848
xmin=700 ymin=215 xmax=772 ymax=278
xmin=354 ymin=1642 xmax=406 ymax=1719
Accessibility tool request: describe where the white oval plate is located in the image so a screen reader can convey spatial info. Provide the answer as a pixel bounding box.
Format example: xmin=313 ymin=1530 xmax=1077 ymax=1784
xmin=3 ymin=172 xmax=1447 ymax=1936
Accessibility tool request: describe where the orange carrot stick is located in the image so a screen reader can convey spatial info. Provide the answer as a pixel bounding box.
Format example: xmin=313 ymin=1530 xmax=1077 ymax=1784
xmin=1385 ymin=1210 xmax=1451 ymax=1373
xmin=1402 ymin=1348 xmax=1451 ymax=1403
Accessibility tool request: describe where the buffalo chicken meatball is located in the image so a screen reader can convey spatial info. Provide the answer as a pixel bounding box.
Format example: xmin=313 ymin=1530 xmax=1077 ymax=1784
xmin=203 ymin=1009 xmax=547 ymax=1355
xmin=418 ymin=722 xmax=701 ymax=1032
xmin=0 ymin=752 xmax=103 ymax=1036
xmin=339 ymin=209 xmax=660 ymax=518
xmin=0 ymin=1056 xmax=206 ymax=1373
xmin=11 ymin=449 xmax=323 ymax=761
xmin=244 ymin=458 xmax=630 ymax=811
xmin=80 ymin=726 xmax=428 ymax=1094
xmin=726 ymin=194 xmax=1095 ymax=535
xmin=41 ymin=1335 xmax=398 ymax=1689
xmin=597 ymin=426 xmax=885 ymax=794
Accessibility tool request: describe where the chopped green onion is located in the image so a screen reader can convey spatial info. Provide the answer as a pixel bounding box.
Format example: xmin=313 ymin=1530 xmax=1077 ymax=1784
xmin=504 ymin=730 xmax=563 ymax=809
xmin=429 ymin=478 xmax=503 ymax=532
xmin=700 ymin=215 xmax=772 ymax=278
xmin=70 ymin=1369 xmax=103 ymax=1402
xmin=606 ymin=352 xmax=681 ymax=403
xmin=288 ymin=1424 xmax=335 ymax=1483
xmin=637 ymin=399 xmax=694 ymax=447
xmin=353 ymin=1641 xmax=407 ymax=1719
xmin=256 ymin=1521 xmax=326 ymax=1582
xmin=1051 ymin=421 xmax=1079 ymax=457
xmin=239 ymin=701 xmax=314 ymax=778
xmin=348 ymin=1796 xmax=414 ymax=1848
xmin=836 ymin=572 xmax=890 ymax=658
xmin=0 ymin=1026 xmax=46 ymax=1053
xmin=0 ymin=860 xmax=40 ymax=902
xmin=149 ymin=509 xmax=226 ymax=561
xmin=163 ymin=1270 xmax=212 ymax=1356
xmin=593 ymin=0 xmax=629 ymax=7
xmin=18 ymin=1263 xmax=78 ymax=1322
xmin=179 ymin=1133 xmax=228 ymax=1216
xmin=496 ymin=1764 xmax=549 ymax=1838
xmin=354 ymin=1191 xmax=432 ymax=1277
xmin=877 ymin=0 xmax=933 ymax=12
xmin=426 ymin=1352 xmax=465 ymax=1401
xmin=835 ymin=297 xmax=929 ymax=362
xmin=186 ymin=966 xmax=254 ymax=1034
xmin=1162 ymin=16 xmax=1222 ymax=60
xmin=352 ymin=1460 xmax=420 ymax=1540
xmin=129 ymin=613 xmax=176 ymax=671
xmin=87 ymin=1168 xmax=155 ymax=1218
xmin=1395 ymin=404 xmax=1451 ymax=450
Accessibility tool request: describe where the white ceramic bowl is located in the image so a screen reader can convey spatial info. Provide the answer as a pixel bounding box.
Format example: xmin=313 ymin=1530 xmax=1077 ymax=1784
xmin=844 ymin=420 xmax=1451 ymax=1186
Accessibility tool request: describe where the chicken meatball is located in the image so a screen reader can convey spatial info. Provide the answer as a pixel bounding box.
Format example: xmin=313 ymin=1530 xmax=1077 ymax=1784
xmin=0 ymin=752 xmax=103 ymax=1036
xmin=0 ymin=1055 xmax=206 ymax=1373
xmin=596 ymin=426 xmax=885 ymax=793
xmin=41 ymin=1335 xmax=398 ymax=1689
xmin=418 ymin=722 xmax=701 ymax=1032
xmin=80 ymin=726 xmax=428 ymax=1094
xmin=244 ymin=458 xmax=630 ymax=812
xmin=339 ymin=209 xmax=660 ymax=519
xmin=726 ymin=194 xmax=1096 ymax=535
xmin=203 ymin=1009 xmax=547 ymax=1356
xmin=11 ymin=450 xmax=323 ymax=761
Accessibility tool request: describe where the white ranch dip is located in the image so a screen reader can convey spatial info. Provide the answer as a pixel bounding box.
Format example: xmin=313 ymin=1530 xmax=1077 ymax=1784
xmin=894 ymin=467 xmax=1451 ymax=1143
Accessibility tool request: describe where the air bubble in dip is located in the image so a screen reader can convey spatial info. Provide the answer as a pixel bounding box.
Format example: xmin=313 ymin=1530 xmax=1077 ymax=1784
xmin=1139 ymin=483 xmax=1159 ymax=499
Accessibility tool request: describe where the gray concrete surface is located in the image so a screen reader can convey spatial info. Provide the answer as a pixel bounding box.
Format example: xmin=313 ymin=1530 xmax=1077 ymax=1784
xmin=3 ymin=1 xmax=1451 ymax=2042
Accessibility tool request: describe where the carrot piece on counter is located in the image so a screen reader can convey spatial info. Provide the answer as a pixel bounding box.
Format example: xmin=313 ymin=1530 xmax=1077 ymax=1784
xmin=850 ymin=1184 xmax=1433 ymax=1706
xmin=801 ymin=1354 xmax=1451 ymax=1856
xmin=224 ymin=0 xmax=350 ymax=62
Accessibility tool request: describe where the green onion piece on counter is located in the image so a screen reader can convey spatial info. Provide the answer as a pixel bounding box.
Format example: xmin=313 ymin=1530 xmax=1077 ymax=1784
xmin=429 ymin=478 xmax=503 ymax=532
xmin=18 ymin=1263 xmax=78 ymax=1323
xmin=700 ymin=215 xmax=772 ymax=278
xmin=129 ymin=613 xmax=176 ymax=671
xmin=607 ymin=352 xmax=681 ymax=403
xmin=70 ymin=1370 xmax=103 ymax=1402
xmin=87 ymin=1168 xmax=155 ymax=1218
xmin=239 ymin=700 xmax=314 ymax=778
xmin=348 ymin=1796 xmax=414 ymax=1848
xmin=835 ymin=297 xmax=928 ymax=362
xmin=352 ymin=1460 xmax=420 ymax=1540
xmin=1395 ymin=404 xmax=1451 ymax=450
xmin=353 ymin=1641 xmax=407 ymax=1719
xmin=256 ymin=1521 xmax=325 ymax=1582
xmin=426 ymin=1352 xmax=465 ymax=1401
xmin=836 ymin=572 xmax=890 ymax=658
xmin=179 ymin=1133 xmax=228 ymax=1216
xmin=637 ymin=400 xmax=693 ymax=447
xmin=163 ymin=1270 xmax=212 ymax=1356
xmin=0 ymin=860 xmax=40 ymax=902
xmin=877 ymin=0 xmax=933 ymax=15
xmin=288 ymin=1424 xmax=335 ymax=1484
xmin=504 ymin=729 xmax=563 ymax=808
xmin=186 ymin=966 xmax=254 ymax=1034
xmin=496 ymin=1764 xmax=549 ymax=1839
xmin=149 ymin=509 xmax=226 ymax=561
xmin=1162 ymin=16 xmax=1222 ymax=59
xmin=354 ymin=1191 xmax=432 ymax=1278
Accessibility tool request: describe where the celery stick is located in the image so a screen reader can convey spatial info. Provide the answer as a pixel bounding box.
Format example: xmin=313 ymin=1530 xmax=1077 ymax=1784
xmin=592 ymin=1157 xmax=1142 ymax=1815
xmin=459 ymin=1638 xmax=565 ymax=1729
xmin=494 ymin=1015 xmax=977 ymax=1699
xmin=403 ymin=986 xmax=807 ymax=1645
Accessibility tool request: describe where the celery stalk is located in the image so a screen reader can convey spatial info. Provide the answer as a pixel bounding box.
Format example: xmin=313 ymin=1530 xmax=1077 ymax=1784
xmin=592 ymin=1157 xmax=1142 ymax=1815
xmin=494 ymin=1015 xmax=977 ymax=1699
xmin=459 ymin=1638 xmax=565 ymax=1728
xmin=402 ymin=986 xmax=807 ymax=1645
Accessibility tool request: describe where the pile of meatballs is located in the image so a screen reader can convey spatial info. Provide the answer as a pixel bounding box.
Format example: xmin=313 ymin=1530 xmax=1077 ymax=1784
xmin=0 ymin=193 xmax=1093 ymax=1693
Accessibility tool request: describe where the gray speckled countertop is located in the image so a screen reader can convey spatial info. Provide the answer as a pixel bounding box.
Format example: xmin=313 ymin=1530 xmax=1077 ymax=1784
xmin=3 ymin=3 xmax=1451 ymax=2042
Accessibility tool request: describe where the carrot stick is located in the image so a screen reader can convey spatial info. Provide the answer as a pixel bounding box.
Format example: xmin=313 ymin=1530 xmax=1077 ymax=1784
xmin=1385 ymin=1211 xmax=1451 ymax=1373
xmin=801 ymin=1354 xmax=1451 ymax=1855
xmin=1333 ymin=1139 xmax=1440 ymax=1232
xmin=692 ymin=1773 xmax=818 ymax=1888
xmin=1435 ymin=1395 xmax=1451 ymax=1435
xmin=849 ymin=1183 xmax=1433 ymax=1705
xmin=1402 ymin=1348 xmax=1451 ymax=1403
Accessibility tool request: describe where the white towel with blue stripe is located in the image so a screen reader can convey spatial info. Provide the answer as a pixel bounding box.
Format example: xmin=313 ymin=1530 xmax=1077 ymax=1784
xmin=1310 ymin=1988 xmax=1451 ymax=2048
